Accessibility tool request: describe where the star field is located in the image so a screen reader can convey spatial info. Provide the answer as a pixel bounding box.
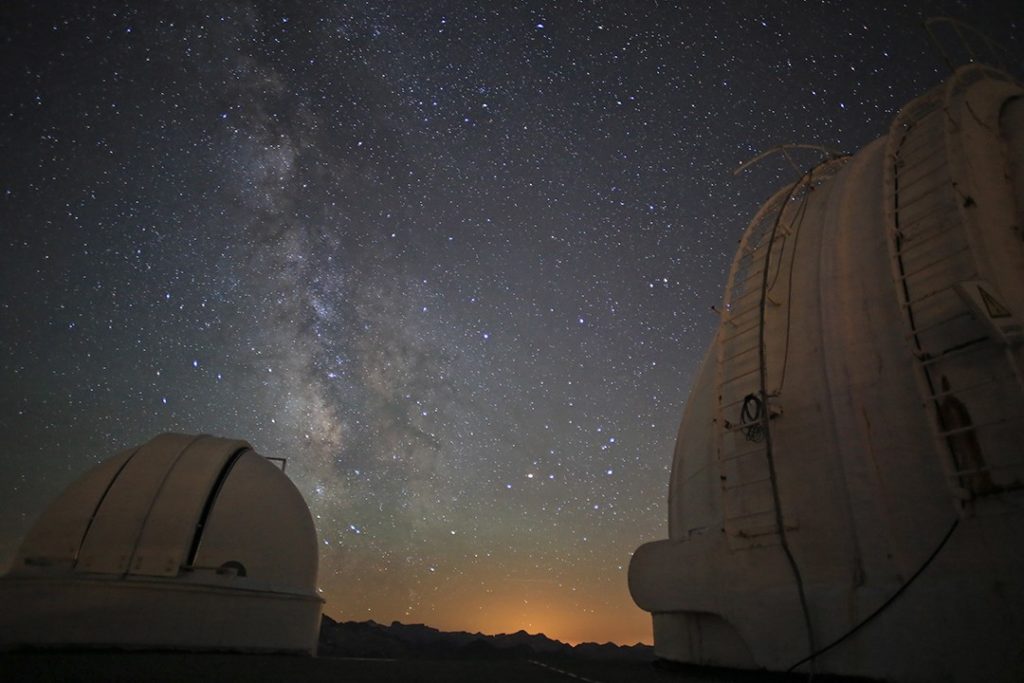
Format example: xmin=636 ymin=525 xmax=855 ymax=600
xmin=1 ymin=2 xmax=1021 ymax=644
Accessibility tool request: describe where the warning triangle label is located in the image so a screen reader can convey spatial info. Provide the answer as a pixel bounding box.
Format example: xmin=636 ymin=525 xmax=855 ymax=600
xmin=978 ymin=285 xmax=1011 ymax=319
xmin=955 ymin=280 xmax=1021 ymax=344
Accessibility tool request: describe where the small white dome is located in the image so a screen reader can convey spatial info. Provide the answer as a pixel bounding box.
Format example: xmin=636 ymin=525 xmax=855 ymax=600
xmin=1 ymin=433 xmax=323 ymax=654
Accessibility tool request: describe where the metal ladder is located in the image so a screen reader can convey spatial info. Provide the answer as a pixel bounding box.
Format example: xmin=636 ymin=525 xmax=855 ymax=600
xmin=716 ymin=197 xmax=782 ymax=548
xmin=715 ymin=174 xmax=816 ymax=549
xmin=885 ymin=68 xmax=1024 ymax=504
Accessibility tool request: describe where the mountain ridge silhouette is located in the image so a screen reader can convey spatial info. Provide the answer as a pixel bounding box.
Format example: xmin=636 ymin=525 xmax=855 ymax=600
xmin=318 ymin=615 xmax=654 ymax=661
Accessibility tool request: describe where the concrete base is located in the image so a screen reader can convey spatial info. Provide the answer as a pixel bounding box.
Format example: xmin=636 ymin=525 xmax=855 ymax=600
xmin=0 ymin=575 xmax=323 ymax=655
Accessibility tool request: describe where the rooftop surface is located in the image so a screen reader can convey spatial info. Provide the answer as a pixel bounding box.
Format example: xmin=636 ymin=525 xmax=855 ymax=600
xmin=1 ymin=651 xmax=875 ymax=682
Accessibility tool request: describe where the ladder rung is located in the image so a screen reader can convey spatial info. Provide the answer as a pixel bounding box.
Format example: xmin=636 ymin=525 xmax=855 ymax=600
xmin=897 ymin=161 xmax=950 ymax=196
xmin=728 ymin=282 xmax=763 ymax=303
xmin=901 ymin=285 xmax=951 ymax=309
xmin=722 ymin=476 xmax=771 ymax=492
xmin=905 ymin=101 xmax=945 ymax=125
xmin=938 ymin=424 xmax=979 ymax=438
xmin=723 ymin=508 xmax=777 ymax=523
xmin=893 ymin=203 xmax=958 ymax=239
xmin=720 ymin=392 xmax=753 ymax=410
xmin=897 ymin=237 xmax=972 ymax=278
xmin=719 ymin=446 xmax=765 ymax=463
xmin=723 ymin=418 xmax=768 ymax=434
xmin=893 ymin=200 xmax=954 ymax=234
xmin=924 ymin=378 xmax=1000 ymax=402
xmin=741 ymin=239 xmax=769 ymax=257
xmin=898 ymin=142 xmax=947 ymax=172
xmin=720 ymin=321 xmax=761 ymax=345
xmin=720 ymin=344 xmax=759 ymax=364
xmin=728 ymin=287 xmax=762 ymax=307
xmin=893 ymin=219 xmax=961 ymax=256
xmin=733 ymin=265 xmax=767 ymax=291
xmin=937 ymin=416 xmax=1017 ymax=439
xmin=896 ymin=182 xmax=953 ymax=213
xmin=897 ymin=184 xmax=958 ymax=214
xmin=896 ymin=139 xmax=947 ymax=174
xmin=949 ymin=460 xmax=1024 ymax=477
xmin=897 ymin=244 xmax=971 ymax=280
xmin=720 ymin=397 xmax=746 ymax=412
xmin=900 ymin=111 xmax=945 ymax=139
xmin=898 ymin=119 xmax=944 ymax=147
xmin=721 ymin=366 xmax=761 ymax=385
xmin=895 ymin=99 xmax=944 ymax=132
xmin=898 ymin=181 xmax=955 ymax=214
xmin=918 ymin=337 xmax=989 ymax=366
xmin=905 ymin=310 xmax=972 ymax=339
xmin=723 ymin=300 xmax=762 ymax=324
xmin=721 ymin=393 xmax=768 ymax=411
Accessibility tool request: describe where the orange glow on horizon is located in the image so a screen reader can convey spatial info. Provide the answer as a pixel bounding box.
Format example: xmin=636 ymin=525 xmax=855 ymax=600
xmin=323 ymin=573 xmax=653 ymax=646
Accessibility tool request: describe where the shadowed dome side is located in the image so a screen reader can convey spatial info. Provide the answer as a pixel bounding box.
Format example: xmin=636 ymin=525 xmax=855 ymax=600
xmin=191 ymin=448 xmax=319 ymax=591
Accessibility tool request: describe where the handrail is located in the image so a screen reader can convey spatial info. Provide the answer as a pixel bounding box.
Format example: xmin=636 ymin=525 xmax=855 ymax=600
xmin=733 ymin=144 xmax=844 ymax=177
xmin=924 ymin=17 xmax=1011 ymax=74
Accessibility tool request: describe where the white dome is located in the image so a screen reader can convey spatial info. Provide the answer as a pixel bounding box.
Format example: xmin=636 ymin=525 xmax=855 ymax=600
xmin=1 ymin=433 xmax=323 ymax=654
xmin=629 ymin=65 xmax=1024 ymax=682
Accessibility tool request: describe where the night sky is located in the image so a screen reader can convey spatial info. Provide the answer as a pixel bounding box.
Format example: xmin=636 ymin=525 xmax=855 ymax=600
xmin=2 ymin=2 xmax=1021 ymax=645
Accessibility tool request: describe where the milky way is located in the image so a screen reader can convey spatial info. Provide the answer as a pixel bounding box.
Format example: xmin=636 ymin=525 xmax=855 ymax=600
xmin=1 ymin=2 xmax=1021 ymax=644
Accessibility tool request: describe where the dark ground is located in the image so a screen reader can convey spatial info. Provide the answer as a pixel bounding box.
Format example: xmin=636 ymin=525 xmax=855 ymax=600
xmin=0 ymin=651 xmax=878 ymax=682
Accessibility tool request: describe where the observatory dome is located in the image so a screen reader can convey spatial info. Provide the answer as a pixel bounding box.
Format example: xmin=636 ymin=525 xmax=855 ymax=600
xmin=629 ymin=63 xmax=1024 ymax=682
xmin=0 ymin=433 xmax=323 ymax=654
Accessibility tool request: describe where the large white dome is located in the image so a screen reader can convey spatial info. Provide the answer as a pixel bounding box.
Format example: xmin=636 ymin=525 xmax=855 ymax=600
xmin=629 ymin=64 xmax=1024 ymax=682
